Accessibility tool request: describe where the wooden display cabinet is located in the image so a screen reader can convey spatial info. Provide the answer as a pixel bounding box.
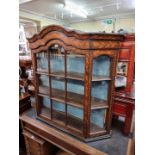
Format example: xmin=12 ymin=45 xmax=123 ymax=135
xmin=113 ymin=34 xmax=135 ymax=135
xmin=115 ymin=34 xmax=135 ymax=94
xmin=27 ymin=25 xmax=124 ymax=141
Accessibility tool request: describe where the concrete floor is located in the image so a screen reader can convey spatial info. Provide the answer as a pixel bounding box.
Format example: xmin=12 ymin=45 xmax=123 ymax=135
xmin=89 ymin=119 xmax=129 ymax=155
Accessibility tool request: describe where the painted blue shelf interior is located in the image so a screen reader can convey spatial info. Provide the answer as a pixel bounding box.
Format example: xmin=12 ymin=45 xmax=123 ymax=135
xmin=38 ymin=75 xmax=49 ymax=87
xmin=92 ymin=55 xmax=111 ymax=77
xmin=50 ymin=77 xmax=84 ymax=96
xmin=51 ymin=77 xmax=65 ymax=91
xmin=90 ymin=109 xmax=106 ymax=129
xmin=91 ymin=81 xmax=109 ymax=101
xmin=67 ymin=54 xmax=85 ymax=74
xmin=40 ymin=95 xmax=106 ymax=130
xmin=40 ymin=96 xmax=83 ymax=120
xmin=41 ymin=96 xmax=50 ymax=108
xmin=50 ymin=54 xmax=65 ymax=73
xmin=37 ymin=49 xmax=111 ymax=131
xmin=36 ymin=51 xmax=111 ymax=77
xmin=67 ymin=105 xmax=83 ymax=119
xmin=67 ymin=79 xmax=84 ymax=95
xmin=36 ymin=52 xmax=48 ymax=71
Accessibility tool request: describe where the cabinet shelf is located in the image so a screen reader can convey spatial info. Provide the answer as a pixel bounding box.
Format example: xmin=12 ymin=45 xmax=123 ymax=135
xmin=38 ymin=86 xmax=109 ymax=109
xmin=40 ymin=106 xmax=51 ymax=119
xmin=38 ymin=93 xmax=49 ymax=98
xmin=41 ymin=107 xmax=105 ymax=133
xmin=92 ymin=75 xmax=111 ymax=81
xmin=36 ymin=70 xmax=111 ymax=81
xmin=117 ymin=72 xmax=127 ymax=77
xmin=67 ymin=114 xmax=83 ymax=132
xmin=51 ymin=71 xmax=84 ymax=81
xmin=119 ymin=59 xmax=130 ymax=62
xmin=52 ymin=109 xmax=66 ymax=125
xmin=36 ymin=69 xmax=49 ymax=75
xmin=41 ymin=107 xmax=83 ymax=132
xmin=39 ymin=86 xmax=50 ymax=95
xmin=91 ymin=98 xmax=109 ymax=109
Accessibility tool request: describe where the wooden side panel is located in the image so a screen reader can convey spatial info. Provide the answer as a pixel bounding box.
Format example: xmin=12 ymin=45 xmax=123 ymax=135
xmin=119 ymin=49 xmax=130 ymax=60
xmin=126 ymin=46 xmax=135 ymax=93
xmin=106 ymin=50 xmax=118 ymax=133
xmin=83 ymin=53 xmax=91 ymax=137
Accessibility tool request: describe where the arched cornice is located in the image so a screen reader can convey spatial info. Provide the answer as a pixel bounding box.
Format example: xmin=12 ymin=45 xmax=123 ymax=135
xmin=27 ymin=25 xmax=124 ymax=51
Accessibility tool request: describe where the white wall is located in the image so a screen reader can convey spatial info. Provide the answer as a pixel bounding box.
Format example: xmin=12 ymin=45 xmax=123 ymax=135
xmin=19 ymin=10 xmax=67 ymax=28
xmin=70 ymin=17 xmax=135 ymax=33
xmin=19 ymin=11 xmax=135 ymax=33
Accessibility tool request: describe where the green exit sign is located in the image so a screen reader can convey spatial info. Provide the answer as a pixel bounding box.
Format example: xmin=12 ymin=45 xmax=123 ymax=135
xmin=103 ymin=19 xmax=113 ymax=24
xmin=107 ymin=19 xmax=112 ymax=24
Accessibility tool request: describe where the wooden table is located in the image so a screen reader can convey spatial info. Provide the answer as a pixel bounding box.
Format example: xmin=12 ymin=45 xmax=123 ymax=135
xmin=19 ymin=92 xmax=32 ymax=150
xmin=112 ymin=92 xmax=135 ymax=135
xmin=19 ymin=59 xmax=32 ymax=78
xmin=19 ymin=92 xmax=31 ymax=114
xmin=19 ymin=59 xmax=32 ymax=68
xmin=20 ymin=108 xmax=108 ymax=155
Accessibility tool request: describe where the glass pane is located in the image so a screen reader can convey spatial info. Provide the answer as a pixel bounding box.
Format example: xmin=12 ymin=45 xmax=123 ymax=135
xmin=117 ymin=62 xmax=128 ymax=76
xmin=67 ymin=105 xmax=83 ymax=132
xmin=51 ymin=77 xmax=65 ymax=102
xmin=90 ymin=109 xmax=107 ymax=133
xmin=52 ymin=100 xmax=65 ymax=125
xmin=67 ymin=79 xmax=84 ymax=107
xmin=67 ymin=51 xmax=85 ymax=80
xmin=49 ymin=45 xmax=65 ymax=76
xmin=115 ymin=75 xmax=127 ymax=88
xmin=38 ymin=75 xmax=49 ymax=95
xmin=92 ymin=55 xmax=111 ymax=78
xmin=36 ymin=51 xmax=48 ymax=73
xmin=91 ymin=81 xmax=109 ymax=105
xmin=115 ymin=62 xmax=128 ymax=88
xmin=39 ymin=96 xmax=51 ymax=119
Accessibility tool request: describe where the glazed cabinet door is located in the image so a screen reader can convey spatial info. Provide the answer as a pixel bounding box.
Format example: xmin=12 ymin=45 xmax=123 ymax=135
xmin=34 ymin=44 xmax=86 ymax=137
xmin=34 ymin=50 xmax=51 ymax=119
xmin=65 ymin=51 xmax=85 ymax=134
xmin=49 ymin=45 xmax=66 ymax=126
xmin=89 ymin=52 xmax=117 ymax=137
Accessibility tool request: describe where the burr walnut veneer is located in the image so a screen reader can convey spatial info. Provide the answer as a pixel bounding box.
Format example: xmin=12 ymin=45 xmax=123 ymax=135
xmin=28 ymin=25 xmax=124 ymax=141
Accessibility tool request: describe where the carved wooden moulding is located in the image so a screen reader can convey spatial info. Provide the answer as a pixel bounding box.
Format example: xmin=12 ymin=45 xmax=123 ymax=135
xmin=28 ymin=25 xmax=124 ymax=141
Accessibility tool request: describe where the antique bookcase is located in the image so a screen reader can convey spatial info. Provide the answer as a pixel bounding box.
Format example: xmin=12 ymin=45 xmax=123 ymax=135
xmin=115 ymin=34 xmax=135 ymax=94
xmin=27 ymin=25 xmax=124 ymax=141
xmin=112 ymin=34 xmax=135 ymax=135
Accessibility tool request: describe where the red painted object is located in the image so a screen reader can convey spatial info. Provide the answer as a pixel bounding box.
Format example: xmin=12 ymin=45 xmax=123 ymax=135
xmin=112 ymin=101 xmax=127 ymax=117
xmin=116 ymin=34 xmax=135 ymax=94
xmin=113 ymin=34 xmax=135 ymax=135
xmin=112 ymin=92 xmax=135 ymax=135
xmin=118 ymin=49 xmax=130 ymax=60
